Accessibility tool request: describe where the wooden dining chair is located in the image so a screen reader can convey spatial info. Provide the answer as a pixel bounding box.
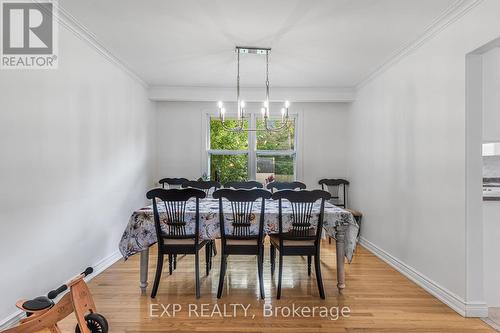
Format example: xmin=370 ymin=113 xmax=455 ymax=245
xmin=212 ymin=188 xmax=272 ymax=299
xmin=159 ymin=177 xmax=189 ymax=189
xmin=266 ymin=181 xmax=307 ymax=193
xmin=224 ymin=181 xmax=263 ymax=189
xmin=318 ymin=178 xmax=363 ymax=240
xmin=318 ymin=178 xmax=349 ymax=208
xmin=181 ymin=180 xmax=222 ymax=257
xmin=146 ymin=188 xmax=212 ymax=299
xmin=269 ymin=189 xmax=331 ymax=299
xmin=181 ymin=180 xmax=221 ymax=197
xmin=158 ymin=178 xmax=195 ymax=270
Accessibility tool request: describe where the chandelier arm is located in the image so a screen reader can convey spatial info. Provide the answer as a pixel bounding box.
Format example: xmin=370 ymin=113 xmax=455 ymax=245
xmin=249 ymin=125 xmax=290 ymax=132
xmin=221 ymin=117 xmax=245 ymax=132
xmin=264 ymin=117 xmax=289 ymax=131
xmin=221 ymin=117 xmax=289 ymax=132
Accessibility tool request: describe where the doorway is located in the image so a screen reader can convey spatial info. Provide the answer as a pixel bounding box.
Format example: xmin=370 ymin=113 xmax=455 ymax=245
xmin=466 ymin=37 xmax=500 ymax=329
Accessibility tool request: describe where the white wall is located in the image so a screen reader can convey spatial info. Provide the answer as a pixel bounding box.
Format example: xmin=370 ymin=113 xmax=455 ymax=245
xmin=483 ymin=47 xmax=500 ymax=142
xmin=300 ymin=102 xmax=349 ymax=188
xmin=348 ymin=0 xmax=500 ymax=317
xmin=0 ymin=27 xmax=155 ymax=322
xmin=155 ymin=101 xmax=349 ymax=189
xmin=155 ymin=102 xmax=205 ymax=181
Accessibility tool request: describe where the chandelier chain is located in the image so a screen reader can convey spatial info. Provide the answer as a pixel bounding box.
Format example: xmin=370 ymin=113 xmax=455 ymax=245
xmin=237 ymin=50 xmax=240 ymax=107
xmin=265 ymin=51 xmax=270 ymax=102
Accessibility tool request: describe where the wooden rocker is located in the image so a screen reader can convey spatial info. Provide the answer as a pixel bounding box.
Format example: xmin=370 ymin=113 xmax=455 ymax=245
xmin=1 ymin=267 xmax=108 ymax=333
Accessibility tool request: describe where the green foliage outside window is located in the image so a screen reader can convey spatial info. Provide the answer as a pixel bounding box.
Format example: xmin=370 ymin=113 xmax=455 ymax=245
xmin=210 ymin=154 xmax=248 ymax=184
xmin=210 ymin=119 xmax=248 ymax=183
xmin=256 ymin=118 xmax=295 ymax=151
xmin=210 ymin=119 xmax=248 ymax=150
xmin=256 ymin=119 xmax=295 ymax=181
xmin=256 ymin=155 xmax=294 ymax=182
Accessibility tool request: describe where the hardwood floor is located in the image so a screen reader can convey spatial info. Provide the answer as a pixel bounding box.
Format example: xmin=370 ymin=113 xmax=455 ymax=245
xmin=58 ymin=240 xmax=494 ymax=332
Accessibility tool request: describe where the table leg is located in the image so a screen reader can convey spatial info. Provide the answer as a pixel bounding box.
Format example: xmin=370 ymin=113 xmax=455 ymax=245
xmin=335 ymin=225 xmax=347 ymax=291
xmin=140 ymin=248 xmax=149 ymax=295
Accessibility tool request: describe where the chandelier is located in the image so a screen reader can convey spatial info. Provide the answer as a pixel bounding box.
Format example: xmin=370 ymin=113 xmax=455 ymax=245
xmin=217 ymin=46 xmax=290 ymax=132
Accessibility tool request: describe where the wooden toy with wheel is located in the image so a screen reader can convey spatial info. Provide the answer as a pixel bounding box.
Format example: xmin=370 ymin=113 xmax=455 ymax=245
xmin=1 ymin=267 xmax=108 ymax=333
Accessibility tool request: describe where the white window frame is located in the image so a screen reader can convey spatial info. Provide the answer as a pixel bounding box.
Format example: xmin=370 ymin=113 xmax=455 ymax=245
xmin=202 ymin=110 xmax=300 ymax=182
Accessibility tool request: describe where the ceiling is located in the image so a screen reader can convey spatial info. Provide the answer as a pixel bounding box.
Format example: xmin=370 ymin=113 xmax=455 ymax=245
xmin=60 ymin=0 xmax=456 ymax=88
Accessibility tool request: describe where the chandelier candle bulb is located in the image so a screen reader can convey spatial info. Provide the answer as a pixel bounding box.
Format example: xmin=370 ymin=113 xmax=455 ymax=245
xmin=264 ymin=101 xmax=270 ymax=118
xmin=240 ymin=100 xmax=246 ymax=119
xmin=221 ymin=107 xmax=226 ymax=122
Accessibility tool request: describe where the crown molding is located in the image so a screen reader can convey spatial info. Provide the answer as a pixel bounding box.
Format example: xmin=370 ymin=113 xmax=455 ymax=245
xmin=356 ymin=0 xmax=484 ymax=90
xmin=52 ymin=3 xmax=148 ymax=88
xmin=148 ymin=86 xmax=356 ymax=103
xmin=41 ymin=0 xmax=485 ymax=97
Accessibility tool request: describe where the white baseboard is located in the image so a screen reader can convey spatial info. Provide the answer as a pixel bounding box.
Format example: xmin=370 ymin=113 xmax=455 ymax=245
xmin=0 ymin=312 xmax=24 ymax=331
xmin=0 ymin=250 xmax=122 ymax=329
xmin=359 ymin=237 xmax=488 ymax=318
xmin=84 ymin=250 xmax=123 ymax=283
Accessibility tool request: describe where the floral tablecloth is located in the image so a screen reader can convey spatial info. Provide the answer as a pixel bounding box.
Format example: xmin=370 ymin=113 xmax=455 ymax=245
xmin=119 ymin=198 xmax=359 ymax=262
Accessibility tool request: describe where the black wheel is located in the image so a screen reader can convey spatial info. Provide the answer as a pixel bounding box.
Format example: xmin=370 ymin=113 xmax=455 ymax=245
xmin=75 ymin=313 xmax=109 ymax=333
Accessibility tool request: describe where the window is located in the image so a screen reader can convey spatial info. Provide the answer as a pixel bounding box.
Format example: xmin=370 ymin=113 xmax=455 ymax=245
xmin=207 ymin=114 xmax=297 ymax=184
xmin=255 ymin=118 xmax=295 ymax=183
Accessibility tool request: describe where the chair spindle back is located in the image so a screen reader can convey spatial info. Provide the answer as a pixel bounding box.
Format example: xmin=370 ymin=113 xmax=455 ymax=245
xmin=213 ymin=189 xmax=272 ymax=243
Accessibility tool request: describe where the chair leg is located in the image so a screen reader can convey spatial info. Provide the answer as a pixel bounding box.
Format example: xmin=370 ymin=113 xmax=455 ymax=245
xmin=277 ymin=253 xmax=283 ymax=299
xmin=205 ymin=244 xmax=210 ymax=276
xmin=257 ymin=248 xmax=265 ymax=299
xmin=212 ymin=240 xmax=217 ymax=256
xmin=209 ymin=242 xmax=213 ymax=270
xmin=307 ymin=255 xmax=312 ymax=276
xmin=173 ymin=254 xmax=177 ymax=270
xmin=314 ymin=250 xmax=325 ymax=299
xmin=151 ymin=253 xmax=164 ymax=298
xmin=168 ymin=254 xmax=173 ymax=275
xmin=195 ymin=252 xmax=200 ymax=299
xmin=217 ymin=255 xmax=227 ymax=298
xmin=329 ymin=237 xmax=332 ymax=244
xmin=270 ymin=244 xmax=275 ymax=275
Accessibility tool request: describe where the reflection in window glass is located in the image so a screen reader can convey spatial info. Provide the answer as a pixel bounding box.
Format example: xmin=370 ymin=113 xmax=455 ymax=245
xmin=256 ymin=155 xmax=294 ymax=183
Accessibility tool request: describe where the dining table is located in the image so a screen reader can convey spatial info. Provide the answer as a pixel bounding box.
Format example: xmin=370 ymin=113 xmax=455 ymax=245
xmin=119 ymin=197 xmax=360 ymax=293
